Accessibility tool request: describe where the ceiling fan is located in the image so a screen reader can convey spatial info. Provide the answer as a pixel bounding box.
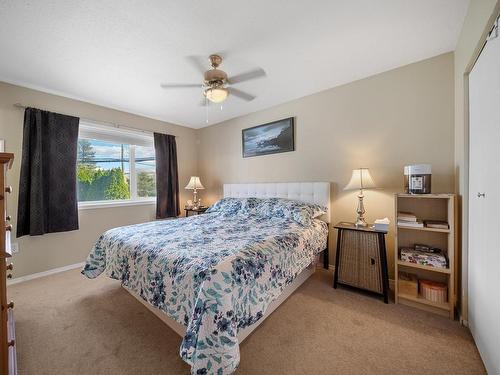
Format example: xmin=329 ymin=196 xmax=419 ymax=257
xmin=160 ymin=54 xmax=266 ymax=104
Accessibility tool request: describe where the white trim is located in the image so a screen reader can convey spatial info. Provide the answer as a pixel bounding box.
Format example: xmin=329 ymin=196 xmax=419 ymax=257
xmin=77 ymin=120 xmax=156 ymax=206
xmin=7 ymin=262 xmax=85 ymax=285
xmin=79 ymin=121 xmax=154 ymax=147
xmin=129 ymin=145 xmax=138 ymax=199
xmin=78 ymin=198 xmax=155 ymax=210
xmin=79 ymin=119 xmax=154 ymax=141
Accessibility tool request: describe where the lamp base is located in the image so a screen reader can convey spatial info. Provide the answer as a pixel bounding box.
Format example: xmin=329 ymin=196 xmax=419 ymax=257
xmin=193 ymin=190 xmax=199 ymax=209
xmin=354 ymin=189 xmax=367 ymax=227
xmin=354 ymin=217 xmax=368 ymax=227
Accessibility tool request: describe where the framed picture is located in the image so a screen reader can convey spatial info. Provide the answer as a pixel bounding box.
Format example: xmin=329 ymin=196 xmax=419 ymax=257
xmin=0 ymin=139 xmax=4 ymax=152
xmin=242 ymin=117 xmax=295 ymax=158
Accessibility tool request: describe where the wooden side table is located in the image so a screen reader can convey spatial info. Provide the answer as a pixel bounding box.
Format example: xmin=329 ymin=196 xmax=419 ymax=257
xmin=333 ymin=222 xmax=389 ymax=303
xmin=184 ymin=207 xmax=208 ymax=217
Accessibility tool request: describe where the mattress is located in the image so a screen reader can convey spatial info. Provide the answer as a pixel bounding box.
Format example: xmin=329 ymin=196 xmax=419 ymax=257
xmin=82 ymin=211 xmax=328 ymax=375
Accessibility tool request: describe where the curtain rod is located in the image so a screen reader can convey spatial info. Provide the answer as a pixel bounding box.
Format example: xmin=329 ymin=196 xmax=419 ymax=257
xmin=13 ymin=103 xmax=177 ymax=137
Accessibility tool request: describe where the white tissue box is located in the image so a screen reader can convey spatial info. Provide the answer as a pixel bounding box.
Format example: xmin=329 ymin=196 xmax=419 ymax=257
xmin=373 ymin=217 xmax=390 ymax=232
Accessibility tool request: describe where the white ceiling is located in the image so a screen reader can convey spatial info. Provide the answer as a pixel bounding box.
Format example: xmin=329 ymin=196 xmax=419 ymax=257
xmin=0 ymin=0 xmax=469 ymax=129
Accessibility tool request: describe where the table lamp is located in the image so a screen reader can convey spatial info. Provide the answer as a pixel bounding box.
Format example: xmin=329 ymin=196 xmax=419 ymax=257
xmin=344 ymin=168 xmax=376 ymax=227
xmin=185 ymin=176 xmax=204 ymax=208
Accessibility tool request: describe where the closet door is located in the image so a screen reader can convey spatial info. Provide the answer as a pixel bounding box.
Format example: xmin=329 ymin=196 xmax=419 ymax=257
xmin=468 ymin=23 xmax=500 ymax=375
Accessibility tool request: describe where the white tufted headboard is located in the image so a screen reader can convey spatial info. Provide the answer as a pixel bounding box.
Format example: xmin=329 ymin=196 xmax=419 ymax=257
xmin=223 ymin=182 xmax=331 ymax=223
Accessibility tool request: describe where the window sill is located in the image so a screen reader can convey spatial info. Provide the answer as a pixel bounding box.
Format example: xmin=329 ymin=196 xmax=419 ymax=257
xmin=78 ymin=199 xmax=156 ymax=210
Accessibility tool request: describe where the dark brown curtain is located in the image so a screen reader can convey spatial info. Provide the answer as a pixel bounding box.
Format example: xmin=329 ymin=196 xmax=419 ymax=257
xmin=17 ymin=108 xmax=80 ymax=237
xmin=154 ymin=132 xmax=180 ymax=218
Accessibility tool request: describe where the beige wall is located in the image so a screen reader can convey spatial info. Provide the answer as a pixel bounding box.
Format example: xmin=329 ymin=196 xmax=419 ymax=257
xmin=0 ymin=53 xmax=457 ymax=281
xmin=454 ymin=0 xmax=500 ymax=322
xmin=0 ymin=81 xmax=197 ymax=277
xmin=197 ymin=53 xmax=455 ymax=279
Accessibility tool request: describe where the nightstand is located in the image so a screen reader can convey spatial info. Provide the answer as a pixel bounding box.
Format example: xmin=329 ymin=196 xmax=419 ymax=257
xmin=184 ymin=206 xmax=208 ymax=217
xmin=333 ymin=222 xmax=389 ymax=303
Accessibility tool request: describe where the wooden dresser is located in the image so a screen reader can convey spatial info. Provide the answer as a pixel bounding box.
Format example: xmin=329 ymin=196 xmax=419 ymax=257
xmin=0 ymin=152 xmax=16 ymax=375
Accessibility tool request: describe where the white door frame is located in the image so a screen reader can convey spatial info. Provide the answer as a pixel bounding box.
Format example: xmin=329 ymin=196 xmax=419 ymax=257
xmin=466 ymin=15 xmax=500 ymax=374
xmin=462 ymin=7 xmax=500 ymax=325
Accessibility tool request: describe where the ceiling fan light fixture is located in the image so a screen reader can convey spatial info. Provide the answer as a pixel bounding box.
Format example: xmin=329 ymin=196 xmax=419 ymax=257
xmin=160 ymin=54 xmax=263 ymax=105
xmin=205 ymin=87 xmax=228 ymax=103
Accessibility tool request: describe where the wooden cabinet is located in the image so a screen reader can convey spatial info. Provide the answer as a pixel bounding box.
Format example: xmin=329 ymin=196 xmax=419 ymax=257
xmin=394 ymin=193 xmax=457 ymax=319
xmin=333 ymin=222 xmax=389 ymax=303
xmin=0 ymin=152 xmax=16 ymax=375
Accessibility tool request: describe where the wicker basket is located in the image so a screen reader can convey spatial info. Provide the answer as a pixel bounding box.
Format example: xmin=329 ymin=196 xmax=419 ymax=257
xmin=398 ymin=272 xmax=418 ymax=297
xmin=419 ymin=280 xmax=447 ymax=303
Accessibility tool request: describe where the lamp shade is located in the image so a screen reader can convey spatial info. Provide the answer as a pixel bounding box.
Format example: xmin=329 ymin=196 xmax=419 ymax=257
xmin=344 ymin=168 xmax=376 ymax=190
xmin=185 ymin=176 xmax=205 ymax=190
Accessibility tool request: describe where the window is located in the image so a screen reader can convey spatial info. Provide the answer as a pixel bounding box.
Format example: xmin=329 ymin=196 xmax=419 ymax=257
xmin=77 ymin=121 xmax=156 ymax=207
xmin=135 ymin=145 xmax=156 ymax=198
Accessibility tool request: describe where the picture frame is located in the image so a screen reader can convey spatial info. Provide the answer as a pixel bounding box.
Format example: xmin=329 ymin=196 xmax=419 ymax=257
xmin=242 ymin=117 xmax=295 ymax=158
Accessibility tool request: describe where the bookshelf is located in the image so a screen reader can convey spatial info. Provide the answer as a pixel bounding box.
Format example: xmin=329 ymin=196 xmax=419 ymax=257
xmin=396 ymin=260 xmax=451 ymax=274
xmin=394 ymin=193 xmax=457 ymax=319
xmin=397 ymin=226 xmax=450 ymax=234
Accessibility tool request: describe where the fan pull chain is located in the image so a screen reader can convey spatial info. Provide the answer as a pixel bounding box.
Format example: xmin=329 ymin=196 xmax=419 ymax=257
xmin=205 ymin=96 xmax=209 ymax=124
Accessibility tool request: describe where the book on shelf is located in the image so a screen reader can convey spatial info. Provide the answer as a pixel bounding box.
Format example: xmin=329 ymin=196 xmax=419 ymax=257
xmin=399 ymin=247 xmax=448 ymax=269
xmin=414 ymin=244 xmax=441 ymax=253
xmin=397 ymin=211 xmax=417 ymax=222
xmin=397 ymin=220 xmax=424 ymax=228
xmin=424 ymin=220 xmax=449 ymax=229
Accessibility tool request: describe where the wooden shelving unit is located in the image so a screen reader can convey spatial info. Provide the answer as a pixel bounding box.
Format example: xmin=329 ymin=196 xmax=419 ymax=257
xmin=397 ymin=225 xmax=450 ymax=234
xmin=1 ymin=152 xmax=16 ymax=375
xmin=398 ymin=293 xmax=450 ymax=311
xmin=396 ymin=260 xmax=451 ymax=274
xmin=394 ymin=193 xmax=457 ymax=319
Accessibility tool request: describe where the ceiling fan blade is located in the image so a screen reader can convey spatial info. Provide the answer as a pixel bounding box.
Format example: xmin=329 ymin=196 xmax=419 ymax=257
xmin=160 ymin=83 xmax=201 ymax=89
xmin=228 ymin=87 xmax=255 ymax=101
xmin=228 ymin=68 xmax=266 ymax=84
xmin=186 ymin=55 xmax=208 ymax=74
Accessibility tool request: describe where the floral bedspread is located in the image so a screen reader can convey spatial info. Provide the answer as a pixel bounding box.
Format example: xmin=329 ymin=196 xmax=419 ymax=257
xmin=82 ymin=212 xmax=327 ymax=374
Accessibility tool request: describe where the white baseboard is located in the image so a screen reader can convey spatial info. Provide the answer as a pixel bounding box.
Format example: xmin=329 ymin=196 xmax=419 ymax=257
xmin=7 ymin=262 xmax=85 ymax=285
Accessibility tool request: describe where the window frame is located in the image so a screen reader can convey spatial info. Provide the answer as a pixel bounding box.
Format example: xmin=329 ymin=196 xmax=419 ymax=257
xmin=77 ymin=121 xmax=157 ymax=210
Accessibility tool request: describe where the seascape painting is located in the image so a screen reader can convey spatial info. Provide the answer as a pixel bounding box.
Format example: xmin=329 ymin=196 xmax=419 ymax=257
xmin=242 ymin=117 xmax=294 ymax=158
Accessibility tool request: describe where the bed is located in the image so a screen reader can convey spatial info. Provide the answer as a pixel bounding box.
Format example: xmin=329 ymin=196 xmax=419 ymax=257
xmin=82 ymin=182 xmax=330 ymax=375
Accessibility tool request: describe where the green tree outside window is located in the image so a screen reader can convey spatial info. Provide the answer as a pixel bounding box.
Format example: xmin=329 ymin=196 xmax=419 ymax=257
xmin=77 ymin=140 xmax=131 ymax=201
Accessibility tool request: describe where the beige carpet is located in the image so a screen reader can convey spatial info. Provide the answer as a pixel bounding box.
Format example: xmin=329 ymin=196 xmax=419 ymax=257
xmin=9 ymin=269 xmax=484 ymax=375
